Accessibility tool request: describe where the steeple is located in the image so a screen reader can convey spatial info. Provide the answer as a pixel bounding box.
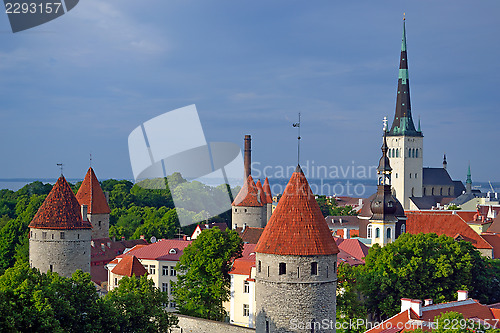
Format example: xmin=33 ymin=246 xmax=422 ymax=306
xmin=466 ymin=163 xmax=472 ymax=193
xmin=388 ymin=18 xmax=422 ymax=137
xmin=443 ymin=153 xmax=448 ymax=170
xmin=377 ymin=132 xmax=392 ymax=186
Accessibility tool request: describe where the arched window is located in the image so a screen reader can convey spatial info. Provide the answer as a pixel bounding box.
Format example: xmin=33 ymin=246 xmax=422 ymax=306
xmin=440 ymin=188 xmax=443 ymax=196
xmin=416 ymin=149 xmax=419 ymax=158
xmin=448 ymin=188 xmax=451 ymax=196
xmin=367 ymin=224 xmax=373 ymax=238
xmin=375 ymin=228 xmax=380 ymax=239
xmin=412 ymin=187 xmax=414 ymax=196
xmin=387 ymin=228 xmax=392 ymax=240
xmin=423 ymin=188 xmax=426 ymax=196
xmin=431 ymin=188 xmax=435 ymax=196
xmin=401 ymin=224 xmax=406 ymax=234
xmin=396 ymin=149 xmax=399 ymax=158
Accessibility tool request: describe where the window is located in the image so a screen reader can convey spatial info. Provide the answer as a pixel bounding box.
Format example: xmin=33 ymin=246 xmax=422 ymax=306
xmin=416 ymin=149 xmax=419 ymax=158
xmin=170 ymin=266 xmax=176 ymax=276
xmin=170 ymin=282 xmax=174 ymax=294
xmin=412 ymin=187 xmax=414 ymax=196
xmin=243 ymin=304 xmax=250 ymax=317
xmin=311 ymin=262 xmax=318 ymax=276
xmin=326 ymin=266 xmax=329 ymax=278
xmin=60 ymin=232 xmax=65 ymax=239
xmin=440 ymin=188 xmax=443 ymax=196
xmin=162 ymin=266 xmax=169 ymax=276
xmin=234 ymin=208 xmax=237 ymax=212
xmin=396 ymin=149 xmax=399 ymax=158
xmin=77 ymin=234 xmax=80 ymax=239
xmin=114 ymin=278 xmax=118 ymax=286
xmin=169 ymin=302 xmax=176 ymax=309
xmin=143 ymin=264 xmax=148 ymax=271
xmin=423 ymin=188 xmax=427 ymax=196
xmin=367 ymin=224 xmax=373 ymax=238
xmin=297 ymin=267 xmax=300 ymax=278
xmin=49 ymin=264 xmax=53 ymax=272
xmin=432 ymin=188 xmax=435 ymax=196
xmin=244 ymin=281 xmax=250 ymax=293
xmin=267 ymin=266 xmax=269 ymax=277
xmin=375 ymin=228 xmax=380 ymax=238
xmin=448 ymin=188 xmax=451 ymax=196
xmin=401 ymin=224 xmax=406 ymax=234
xmin=51 ymin=233 xmax=54 ymax=239
xmin=42 ymin=232 xmax=47 ymax=239
xmin=279 ymin=263 xmax=286 ymax=275
xmin=395 ymin=173 xmax=398 ymax=178
xmin=149 ymin=265 xmax=156 ymax=275
xmin=387 ymin=228 xmax=392 ymax=240
xmin=258 ymin=260 xmax=261 ymax=273
xmin=162 ymin=283 xmax=168 ymax=292
xmin=266 ymin=320 xmax=270 ymax=333
xmin=409 ymin=173 xmax=412 ymax=178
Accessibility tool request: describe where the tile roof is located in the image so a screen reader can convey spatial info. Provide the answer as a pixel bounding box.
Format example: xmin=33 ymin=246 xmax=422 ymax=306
xmin=232 ymin=175 xmax=263 ymax=207
xmin=111 ymin=255 xmax=148 ymax=277
xmin=120 ymin=239 xmax=192 ymax=261
xmin=236 ymin=227 xmax=264 ymax=244
xmin=255 ymin=180 xmax=267 ymax=206
xmin=229 ymin=244 xmax=256 ymax=276
xmin=255 ymin=165 xmax=339 ymax=256
xmin=76 ymin=167 xmax=111 ymax=214
xmin=29 ymin=176 xmax=92 ymax=230
xmin=420 ymin=299 xmax=500 ymax=325
xmin=406 ymin=211 xmax=492 ymax=250
xmin=335 ymin=237 xmax=369 ymax=260
xmin=481 ymin=234 xmax=500 ymax=258
xmin=326 ymin=216 xmax=360 ymax=230
xmin=262 ymin=178 xmax=273 ymax=204
xmin=487 ymin=214 xmax=500 ymax=233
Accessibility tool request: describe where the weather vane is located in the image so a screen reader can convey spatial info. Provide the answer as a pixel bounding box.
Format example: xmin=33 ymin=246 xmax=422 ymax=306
xmin=90 ymin=153 xmax=92 ymax=167
xmin=57 ymin=163 xmax=63 ymax=176
xmin=403 ymin=12 xmax=406 ymax=21
xmin=292 ymin=113 xmax=301 ymax=165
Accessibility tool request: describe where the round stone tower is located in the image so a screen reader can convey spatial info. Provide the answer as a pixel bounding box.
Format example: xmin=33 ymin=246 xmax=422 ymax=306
xmin=232 ymin=175 xmax=265 ymax=229
xmin=29 ymin=176 xmax=92 ymax=278
xmin=76 ymin=167 xmax=111 ymax=239
xmin=262 ymin=177 xmax=273 ymax=223
xmin=255 ymin=165 xmax=339 ymax=333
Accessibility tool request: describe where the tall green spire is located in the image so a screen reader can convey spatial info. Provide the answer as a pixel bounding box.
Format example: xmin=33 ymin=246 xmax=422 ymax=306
xmin=387 ymin=17 xmax=423 ymax=137
xmin=466 ymin=164 xmax=472 ymax=184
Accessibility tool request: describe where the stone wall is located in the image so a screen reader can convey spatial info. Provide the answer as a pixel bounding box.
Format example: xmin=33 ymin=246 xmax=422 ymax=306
xmin=171 ymin=314 xmax=255 ymax=333
xmin=255 ymin=253 xmax=337 ymax=333
xmin=29 ymin=228 xmax=91 ymax=278
xmin=88 ymin=213 xmax=109 ymax=239
xmin=232 ymin=206 xmax=264 ymax=229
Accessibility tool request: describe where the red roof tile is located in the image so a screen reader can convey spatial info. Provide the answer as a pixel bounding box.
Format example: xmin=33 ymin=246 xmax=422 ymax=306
xmin=255 ymin=180 xmax=267 ymax=206
xmin=29 ymin=176 xmax=92 ymax=230
xmin=111 ymin=255 xmax=147 ymax=277
xmin=406 ymin=211 xmax=492 ymax=249
xmin=232 ymin=175 xmax=263 ymax=207
xmin=335 ymin=237 xmax=369 ymax=260
xmin=255 ymin=166 xmax=339 ymax=256
xmin=263 ymin=178 xmax=273 ymax=204
xmin=487 ymin=214 xmax=500 ymax=233
xmin=121 ymin=239 xmax=192 ymax=261
xmin=76 ymin=168 xmax=110 ymax=214
xmin=229 ymin=244 xmax=256 ymax=276
xmin=481 ymin=234 xmax=500 ymax=258
xmin=421 ymin=299 xmax=500 ymax=325
xmin=240 ymin=227 xmax=264 ymax=244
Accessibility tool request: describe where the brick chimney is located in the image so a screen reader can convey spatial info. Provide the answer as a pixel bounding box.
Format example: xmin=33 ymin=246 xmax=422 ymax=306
xmin=424 ymin=299 xmax=433 ymax=306
xmin=457 ymin=290 xmax=468 ymax=301
xmin=343 ymin=228 xmax=350 ymax=239
xmin=244 ymin=135 xmax=251 ymax=179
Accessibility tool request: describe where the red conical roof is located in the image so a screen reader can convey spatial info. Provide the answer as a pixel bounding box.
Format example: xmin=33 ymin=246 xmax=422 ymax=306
xmin=232 ymin=175 xmax=263 ymax=207
xmin=111 ymin=255 xmax=147 ymax=277
xmin=263 ymin=177 xmax=273 ymax=204
xmin=255 ymin=180 xmax=267 ymax=206
xmin=76 ymin=168 xmax=110 ymax=214
xmin=29 ymin=176 xmax=92 ymax=230
xmin=256 ymin=166 xmax=339 ymax=256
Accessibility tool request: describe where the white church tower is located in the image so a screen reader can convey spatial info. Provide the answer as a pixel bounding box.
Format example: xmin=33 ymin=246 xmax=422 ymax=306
xmin=386 ymin=18 xmax=423 ymax=209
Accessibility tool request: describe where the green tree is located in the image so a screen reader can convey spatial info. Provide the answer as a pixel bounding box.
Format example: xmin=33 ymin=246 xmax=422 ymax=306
xmin=411 ymin=311 xmax=500 ymax=333
xmin=173 ymin=227 xmax=243 ymax=321
xmin=336 ymin=263 xmax=367 ymax=333
xmin=358 ymin=233 xmax=499 ymax=321
xmin=316 ymin=196 xmax=358 ymax=217
xmin=104 ymin=274 xmax=177 ymax=332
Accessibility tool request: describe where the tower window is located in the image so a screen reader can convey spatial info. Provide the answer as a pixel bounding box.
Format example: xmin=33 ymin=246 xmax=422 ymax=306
xmin=387 ymin=228 xmax=392 ymax=240
xmin=409 ymin=173 xmax=411 ymax=178
xmin=98 ymin=221 xmax=101 ymax=227
xmin=49 ymin=264 xmax=53 ymax=272
xmin=279 ymin=263 xmax=286 ymax=275
xmin=77 ymin=234 xmax=80 ymax=239
xmin=375 ymin=228 xmax=380 ymax=239
xmin=51 ymin=234 xmax=54 ymax=239
xmin=396 ymin=149 xmax=399 ymax=158
xmin=416 ymin=149 xmax=419 ymax=158
xmin=311 ymin=262 xmax=318 ymax=276
xmin=267 ymin=266 xmax=269 ymax=277
xmin=326 ymin=266 xmax=329 ymax=278
xmin=367 ymin=224 xmax=373 ymax=238
xmin=60 ymin=232 xmax=65 ymax=239
xmin=258 ymin=260 xmax=261 ymax=273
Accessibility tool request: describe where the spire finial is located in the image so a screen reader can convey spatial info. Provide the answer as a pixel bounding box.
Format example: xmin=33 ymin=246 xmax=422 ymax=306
xmin=292 ymin=113 xmax=301 ymax=166
xmin=57 ymin=163 xmax=64 ymax=176
xmin=403 ymin=12 xmax=406 ymax=21
xmin=383 ymin=116 xmax=388 ymax=132
xmin=90 ymin=153 xmax=92 ymax=168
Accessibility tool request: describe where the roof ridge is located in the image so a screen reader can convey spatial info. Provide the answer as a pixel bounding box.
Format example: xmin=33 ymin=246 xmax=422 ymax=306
xmin=76 ymin=167 xmax=110 ymax=214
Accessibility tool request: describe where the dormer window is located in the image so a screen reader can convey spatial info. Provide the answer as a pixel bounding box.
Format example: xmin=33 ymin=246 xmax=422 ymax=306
xmin=169 ymin=248 xmax=177 ymax=254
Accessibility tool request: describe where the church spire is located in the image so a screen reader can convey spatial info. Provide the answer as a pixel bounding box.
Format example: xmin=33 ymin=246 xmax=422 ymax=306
xmin=466 ymin=163 xmax=472 ymax=194
xmin=388 ymin=18 xmax=422 ymax=137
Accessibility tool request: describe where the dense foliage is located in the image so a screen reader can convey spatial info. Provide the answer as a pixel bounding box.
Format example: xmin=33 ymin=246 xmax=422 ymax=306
xmin=316 ymin=195 xmax=358 ymax=217
xmin=410 ymin=312 xmax=500 ymax=333
xmin=336 ymin=263 xmax=367 ymax=333
xmin=173 ymin=227 xmax=243 ymax=321
xmin=0 ymin=263 xmax=176 ymax=332
xmin=356 ymin=233 xmax=500 ymax=320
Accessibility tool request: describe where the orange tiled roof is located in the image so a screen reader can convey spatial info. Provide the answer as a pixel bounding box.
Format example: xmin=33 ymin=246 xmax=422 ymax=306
xmin=111 ymin=255 xmax=147 ymax=277
xmin=29 ymin=176 xmax=92 ymax=230
xmin=481 ymin=234 xmax=500 ymax=258
xmin=406 ymin=211 xmax=492 ymax=249
xmin=255 ymin=165 xmax=339 ymax=256
xmin=229 ymin=244 xmax=256 ymax=276
xmin=255 ymin=180 xmax=267 ymax=206
xmin=420 ymin=299 xmax=500 ymax=325
xmin=232 ymin=175 xmax=263 ymax=207
xmin=263 ymin=178 xmax=273 ymax=204
xmin=76 ymin=167 xmax=110 ymax=214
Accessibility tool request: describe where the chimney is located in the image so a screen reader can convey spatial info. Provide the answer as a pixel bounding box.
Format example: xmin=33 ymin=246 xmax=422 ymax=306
xmin=411 ymin=300 xmax=422 ymax=317
xmin=401 ymin=298 xmax=412 ymax=313
xmin=244 ymin=135 xmax=251 ymax=179
xmin=233 ymin=223 xmax=237 ymax=230
xmin=107 ymin=242 xmax=111 ymax=248
xmin=343 ymin=228 xmax=350 ymax=239
xmin=183 ymin=235 xmax=187 ymax=241
xmin=81 ymin=204 xmax=88 ymax=221
xmin=424 ymin=299 xmax=433 ymax=306
xmin=243 ymin=223 xmax=247 ymax=231
xmin=457 ymin=290 xmax=468 ymax=301
xmin=140 ymin=235 xmax=145 ymax=240
xmin=101 ymin=243 xmax=105 ymax=252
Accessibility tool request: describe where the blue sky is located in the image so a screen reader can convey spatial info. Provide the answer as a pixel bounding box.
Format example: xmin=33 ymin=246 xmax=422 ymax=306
xmin=0 ymin=0 xmax=498 ymax=183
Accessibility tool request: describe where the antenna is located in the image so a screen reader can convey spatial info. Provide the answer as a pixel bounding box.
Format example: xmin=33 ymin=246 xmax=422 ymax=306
xmin=292 ymin=113 xmax=301 ymax=165
xmin=56 ymin=163 xmax=63 ymax=176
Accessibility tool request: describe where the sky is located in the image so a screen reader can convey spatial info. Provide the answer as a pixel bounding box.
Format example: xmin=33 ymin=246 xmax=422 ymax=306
xmin=0 ymin=0 xmax=498 ymax=184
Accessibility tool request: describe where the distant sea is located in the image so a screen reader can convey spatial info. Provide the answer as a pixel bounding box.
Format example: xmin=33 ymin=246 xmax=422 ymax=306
xmin=2 ymin=178 xmax=499 ymax=199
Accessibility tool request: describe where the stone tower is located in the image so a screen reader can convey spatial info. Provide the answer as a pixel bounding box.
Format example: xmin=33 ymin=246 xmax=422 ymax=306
xmin=76 ymin=167 xmax=111 ymax=239
xmin=263 ymin=177 xmax=273 ymax=222
xmin=29 ymin=176 xmax=92 ymax=278
xmin=255 ymin=165 xmax=339 ymax=333
xmin=232 ymin=175 xmax=265 ymax=229
xmin=369 ymin=133 xmax=405 ymax=247
xmin=255 ymin=179 xmax=268 ymax=225
xmin=386 ymin=19 xmax=424 ymax=209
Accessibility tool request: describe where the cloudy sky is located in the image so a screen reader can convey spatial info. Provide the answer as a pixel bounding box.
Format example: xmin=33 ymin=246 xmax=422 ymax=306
xmin=0 ymin=0 xmax=498 ymax=183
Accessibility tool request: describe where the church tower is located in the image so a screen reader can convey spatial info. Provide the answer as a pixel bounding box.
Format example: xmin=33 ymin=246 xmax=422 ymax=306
xmin=76 ymin=167 xmax=111 ymax=239
xmin=232 ymin=175 xmax=265 ymax=229
xmin=255 ymin=165 xmax=339 ymax=332
xmin=29 ymin=176 xmax=92 ymax=278
xmin=369 ymin=133 xmax=405 ymax=247
xmin=386 ymin=18 xmax=423 ymax=209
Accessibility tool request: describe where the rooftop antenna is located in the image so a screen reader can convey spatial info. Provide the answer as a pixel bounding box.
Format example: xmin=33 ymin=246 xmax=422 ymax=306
xmin=56 ymin=163 xmax=64 ymax=176
xmin=292 ymin=112 xmax=301 ymax=165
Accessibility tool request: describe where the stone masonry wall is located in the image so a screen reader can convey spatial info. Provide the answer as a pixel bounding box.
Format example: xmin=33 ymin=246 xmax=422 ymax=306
xmin=88 ymin=213 xmax=109 ymax=239
xmin=232 ymin=206 xmax=264 ymax=229
xmin=171 ymin=314 xmax=255 ymax=333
